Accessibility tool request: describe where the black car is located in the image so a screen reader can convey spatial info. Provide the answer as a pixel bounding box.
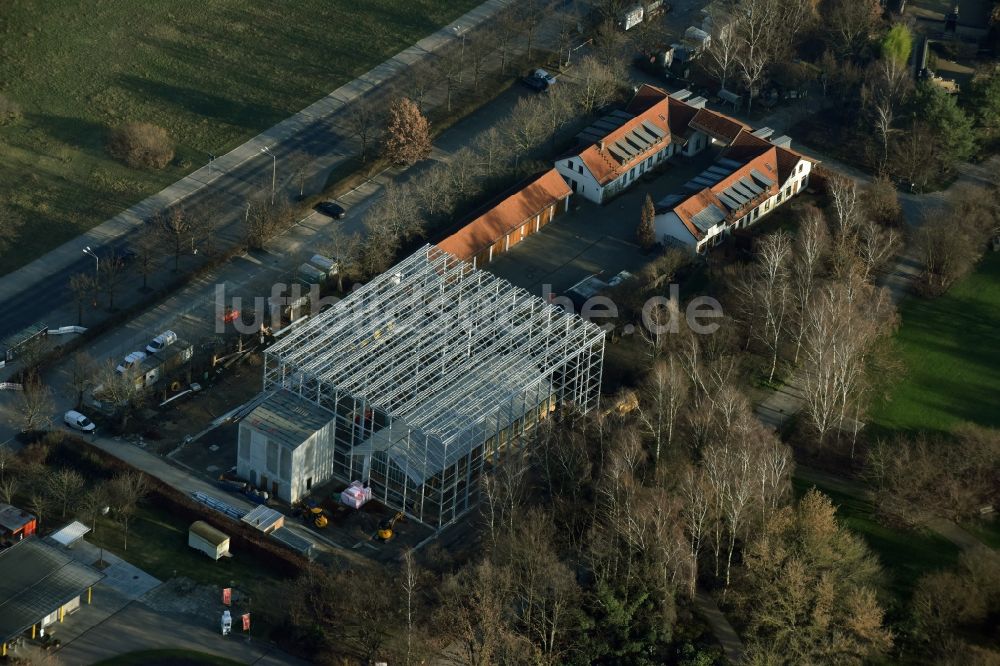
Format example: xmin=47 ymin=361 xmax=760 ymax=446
xmin=316 ymin=200 xmax=346 ymax=219
xmin=520 ymin=73 xmax=548 ymax=92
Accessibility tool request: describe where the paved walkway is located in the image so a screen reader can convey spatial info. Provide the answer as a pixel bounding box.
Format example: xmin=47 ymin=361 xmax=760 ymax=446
xmin=52 ymin=600 xmax=307 ymax=665
xmin=694 ymin=589 xmax=744 ymax=665
xmin=0 ymin=0 xmax=518 ymax=340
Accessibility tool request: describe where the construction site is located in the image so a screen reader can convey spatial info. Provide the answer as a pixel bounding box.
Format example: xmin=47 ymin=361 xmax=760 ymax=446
xmin=236 ymin=245 xmax=607 ymax=532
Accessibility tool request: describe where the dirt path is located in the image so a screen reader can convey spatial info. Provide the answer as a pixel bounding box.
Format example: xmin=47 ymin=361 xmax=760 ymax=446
xmin=694 ymin=589 xmax=745 ymax=665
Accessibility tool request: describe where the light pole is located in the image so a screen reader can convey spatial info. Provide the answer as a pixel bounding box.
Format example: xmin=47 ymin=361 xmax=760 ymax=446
xmin=260 ymin=146 xmax=276 ymax=205
xmin=207 ymin=152 xmax=216 ymax=178
xmin=453 ymin=25 xmax=466 ymax=82
xmin=82 ymin=246 xmax=99 ymax=276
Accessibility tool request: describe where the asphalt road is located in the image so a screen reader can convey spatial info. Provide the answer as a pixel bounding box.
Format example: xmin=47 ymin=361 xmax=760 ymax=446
xmin=0 ymin=111 xmax=354 ymax=340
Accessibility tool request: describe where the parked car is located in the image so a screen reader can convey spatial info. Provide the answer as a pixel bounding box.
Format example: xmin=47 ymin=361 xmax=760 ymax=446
xmin=64 ymin=410 xmax=96 ymax=433
xmin=520 ymin=69 xmax=556 ymax=92
xmin=316 ymin=200 xmax=346 ymax=219
xmin=145 ymin=330 xmax=178 ymax=354
xmin=115 ymin=351 xmax=147 ymax=374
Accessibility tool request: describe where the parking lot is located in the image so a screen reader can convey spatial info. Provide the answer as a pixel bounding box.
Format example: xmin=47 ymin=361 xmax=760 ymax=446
xmin=487 ymin=147 xmax=721 ymax=298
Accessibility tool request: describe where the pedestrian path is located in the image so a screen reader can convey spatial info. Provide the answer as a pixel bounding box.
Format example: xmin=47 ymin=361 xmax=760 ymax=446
xmin=0 ymin=0 xmax=510 ymax=304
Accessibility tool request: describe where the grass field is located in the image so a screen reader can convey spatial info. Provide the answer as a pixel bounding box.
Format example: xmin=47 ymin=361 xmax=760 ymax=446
xmin=872 ymin=252 xmax=1000 ymax=435
xmin=0 ymin=0 xmax=478 ymax=274
xmin=792 ymin=476 xmax=961 ymax=601
xmin=89 ymin=503 xmax=287 ymax=587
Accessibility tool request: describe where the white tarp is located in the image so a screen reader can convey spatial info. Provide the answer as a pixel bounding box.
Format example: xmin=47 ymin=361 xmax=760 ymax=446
xmin=50 ymin=520 xmax=90 ymax=548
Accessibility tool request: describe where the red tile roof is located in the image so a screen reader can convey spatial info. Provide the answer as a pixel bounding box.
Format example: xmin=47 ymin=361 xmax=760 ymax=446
xmin=670 ymin=147 xmax=782 ymax=241
xmin=688 ymin=108 xmax=749 ymax=142
xmin=570 ymin=85 xmax=674 ymax=186
xmin=437 ymin=169 xmax=571 ymax=261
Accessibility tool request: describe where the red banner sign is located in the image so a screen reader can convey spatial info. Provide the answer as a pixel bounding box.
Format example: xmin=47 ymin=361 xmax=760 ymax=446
xmin=222 ymin=588 xmax=231 ymax=606
xmin=242 ymin=613 xmax=251 ymax=632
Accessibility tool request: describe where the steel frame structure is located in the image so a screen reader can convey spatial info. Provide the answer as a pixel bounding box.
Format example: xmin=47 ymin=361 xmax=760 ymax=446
xmin=262 ymin=246 xmax=605 ymax=529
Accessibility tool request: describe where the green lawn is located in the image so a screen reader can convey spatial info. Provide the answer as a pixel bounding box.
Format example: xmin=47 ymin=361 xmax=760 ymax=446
xmin=0 ymin=0 xmax=477 ymax=273
xmin=89 ymin=502 xmax=286 ymax=588
xmin=872 ymin=252 xmax=1000 ymax=435
xmin=792 ymin=476 xmax=961 ymax=601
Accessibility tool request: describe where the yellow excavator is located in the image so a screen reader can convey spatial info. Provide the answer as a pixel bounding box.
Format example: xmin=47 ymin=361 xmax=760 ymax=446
xmin=376 ymin=512 xmax=405 ymax=542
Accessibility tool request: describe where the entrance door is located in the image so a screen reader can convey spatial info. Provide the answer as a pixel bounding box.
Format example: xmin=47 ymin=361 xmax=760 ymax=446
xmin=260 ymin=474 xmax=268 ymax=492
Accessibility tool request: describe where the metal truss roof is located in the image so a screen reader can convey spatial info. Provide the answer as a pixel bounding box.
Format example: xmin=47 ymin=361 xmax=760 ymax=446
xmin=266 ymin=245 xmax=605 ymax=453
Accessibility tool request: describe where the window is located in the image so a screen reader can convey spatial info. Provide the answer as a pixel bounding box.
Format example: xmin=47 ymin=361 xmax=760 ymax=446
xmin=306 ymin=477 xmax=313 ymax=490
xmin=567 ymin=160 xmax=574 ymax=170
xmin=578 ymin=165 xmax=583 ymax=174
xmin=798 ymin=163 xmax=803 ymax=174
xmin=785 ymin=186 xmax=792 ymax=197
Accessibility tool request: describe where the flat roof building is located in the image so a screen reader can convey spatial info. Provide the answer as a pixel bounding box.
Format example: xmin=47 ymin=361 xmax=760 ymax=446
xmin=250 ymin=245 xmax=605 ymax=529
xmin=0 ymin=538 xmax=104 ymax=654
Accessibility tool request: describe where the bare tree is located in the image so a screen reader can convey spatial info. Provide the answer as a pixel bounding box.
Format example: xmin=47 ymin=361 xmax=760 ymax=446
xmin=738 ymin=231 xmax=792 ymax=382
xmin=734 ymin=0 xmax=780 ymax=114
xmin=466 ymin=30 xmax=496 ymax=91
xmin=244 ymin=195 xmax=294 ymax=250
xmin=400 ymin=549 xmax=421 ymax=666
xmin=799 ymin=279 xmax=895 ymax=451
xmin=705 ymin=6 xmax=739 ymax=90
xmin=492 ymin=5 xmax=522 ymax=74
xmin=472 ymin=126 xmax=512 ymax=179
xmin=789 ymin=205 xmax=828 ymax=363
xmin=346 ymin=95 xmax=384 ymax=165
xmin=680 ymin=464 xmax=714 ymax=594
xmin=433 ymin=47 xmax=464 ymax=114
xmin=67 ymin=352 xmax=96 ymax=410
xmin=154 ymin=207 xmax=193 ymax=272
xmin=637 ymin=356 xmax=688 ymax=467
xmin=572 ymin=57 xmax=621 ymax=115
xmin=79 ymin=483 xmax=110 ymax=536
xmin=18 ymin=372 xmax=54 ymax=433
xmin=131 ymin=223 xmax=160 ymax=292
xmin=0 ymin=446 xmax=15 ymax=482
xmin=109 ymin=470 xmax=148 ymax=551
xmin=862 ymin=57 xmax=911 ymax=171
xmin=856 ymin=219 xmax=900 ymax=284
xmin=825 ymin=0 xmax=882 ymax=57
xmin=0 ymin=476 xmax=18 ymax=505
xmin=321 ymin=227 xmax=360 ymax=293
xmin=402 ymin=60 xmax=437 ymax=112
xmin=48 ymin=468 xmax=86 ymax=518
xmin=94 ymin=360 xmax=145 ymax=430
xmin=69 ymin=272 xmax=97 ymax=326
xmin=98 ymin=250 xmax=128 ymax=311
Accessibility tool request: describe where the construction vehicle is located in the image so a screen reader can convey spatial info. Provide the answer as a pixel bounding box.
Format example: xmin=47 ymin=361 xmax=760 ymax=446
xmin=377 ymin=512 xmax=405 ymax=542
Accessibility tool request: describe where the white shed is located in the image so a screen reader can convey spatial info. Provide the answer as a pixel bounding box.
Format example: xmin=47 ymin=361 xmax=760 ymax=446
xmin=188 ymin=521 xmax=231 ymax=560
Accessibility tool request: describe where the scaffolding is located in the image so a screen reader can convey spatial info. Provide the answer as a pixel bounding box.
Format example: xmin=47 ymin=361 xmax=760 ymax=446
xmin=262 ymin=245 xmax=605 ymax=529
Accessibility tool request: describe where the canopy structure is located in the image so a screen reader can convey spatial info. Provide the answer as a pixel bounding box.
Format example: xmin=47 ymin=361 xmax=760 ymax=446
xmin=0 ymin=538 xmax=104 ymax=642
xmin=263 ymin=245 xmax=605 ymax=528
xmin=48 ymin=521 xmax=90 ymax=548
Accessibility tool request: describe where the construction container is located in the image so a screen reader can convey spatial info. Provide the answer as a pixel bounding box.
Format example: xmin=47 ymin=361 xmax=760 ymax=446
xmin=188 ymin=521 xmax=231 ymax=560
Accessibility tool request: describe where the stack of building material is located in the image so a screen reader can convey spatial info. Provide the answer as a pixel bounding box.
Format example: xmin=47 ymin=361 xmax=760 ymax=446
xmin=340 ymin=482 xmax=372 ymax=509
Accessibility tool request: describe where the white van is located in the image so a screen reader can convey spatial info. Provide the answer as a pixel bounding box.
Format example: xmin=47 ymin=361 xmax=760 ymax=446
xmin=64 ymin=410 xmax=96 ymax=432
xmin=116 ymin=351 xmax=147 ymax=374
xmin=146 ymin=330 xmax=178 ymax=354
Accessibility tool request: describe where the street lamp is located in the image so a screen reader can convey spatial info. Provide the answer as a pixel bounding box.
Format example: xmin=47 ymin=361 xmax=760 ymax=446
xmin=260 ymin=146 xmax=276 ymax=205
xmin=98 ymin=506 xmax=110 ymax=568
xmin=453 ymin=25 xmax=466 ymax=82
xmin=207 ymin=152 xmax=217 ymax=178
xmin=82 ymin=246 xmax=99 ymax=276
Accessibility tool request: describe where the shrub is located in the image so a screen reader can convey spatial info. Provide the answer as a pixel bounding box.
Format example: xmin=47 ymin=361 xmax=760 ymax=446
xmin=107 ymin=122 xmax=175 ymax=169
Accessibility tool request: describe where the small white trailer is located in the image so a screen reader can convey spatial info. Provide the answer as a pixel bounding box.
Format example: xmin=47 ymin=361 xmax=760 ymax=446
xmin=188 ymin=521 xmax=231 ymax=561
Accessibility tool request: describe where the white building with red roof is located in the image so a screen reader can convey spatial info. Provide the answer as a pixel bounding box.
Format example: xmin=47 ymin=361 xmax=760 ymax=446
xmin=655 ymin=130 xmax=815 ymax=253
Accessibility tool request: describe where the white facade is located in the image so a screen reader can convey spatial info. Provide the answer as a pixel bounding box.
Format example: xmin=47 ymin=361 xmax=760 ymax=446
xmin=237 ymin=402 xmax=337 ymax=504
xmin=655 ymin=158 xmax=812 ymax=252
xmin=556 ymin=143 xmax=677 ymax=205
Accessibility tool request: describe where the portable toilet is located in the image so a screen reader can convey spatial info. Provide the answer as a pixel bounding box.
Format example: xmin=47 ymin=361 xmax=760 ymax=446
xmin=221 ymin=609 xmax=232 ymax=636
